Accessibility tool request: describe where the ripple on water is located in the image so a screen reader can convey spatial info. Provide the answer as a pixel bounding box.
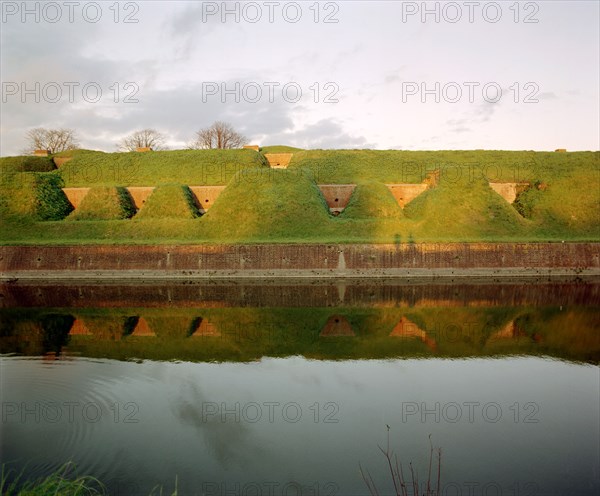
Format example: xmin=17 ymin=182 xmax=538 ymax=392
xmin=2 ymin=357 xmax=145 ymax=481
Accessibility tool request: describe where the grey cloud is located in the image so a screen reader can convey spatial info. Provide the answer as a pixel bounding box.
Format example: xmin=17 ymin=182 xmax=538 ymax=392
xmin=450 ymin=126 xmax=471 ymax=134
xmin=1 ymin=79 xmax=316 ymax=154
xmin=537 ymin=92 xmax=558 ymax=100
xmin=267 ymin=118 xmax=374 ymax=149
xmin=474 ymin=102 xmax=498 ymax=123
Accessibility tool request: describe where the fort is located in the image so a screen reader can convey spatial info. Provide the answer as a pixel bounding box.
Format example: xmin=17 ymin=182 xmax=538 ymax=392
xmin=1 ymin=147 xmax=598 ymax=278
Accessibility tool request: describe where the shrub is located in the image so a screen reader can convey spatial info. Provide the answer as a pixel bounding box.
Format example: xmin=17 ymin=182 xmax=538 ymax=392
xmin=0 ymin=172 xmax=72 ymax=221
xmin=0 ymin=155 xmax=56 ymax=174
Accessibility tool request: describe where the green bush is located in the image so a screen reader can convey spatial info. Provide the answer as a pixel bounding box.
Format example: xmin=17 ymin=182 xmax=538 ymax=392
xmin=35 ymin=174 xmax=74 ymax=220
xmin=0 ymin=173 xmax=72 ymax=221
xmin=514 ymin=183 xmax=544 ymax=218
xmin=135 ymin=184 xmax=199 ymax=219
xmin=69 ymin=186 xmax=135 ymax=220
xmin=0 ymin=155 xmax=56 ymax=175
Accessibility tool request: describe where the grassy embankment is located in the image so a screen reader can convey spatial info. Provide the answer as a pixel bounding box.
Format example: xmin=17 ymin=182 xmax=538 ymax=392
xmin=1 ymin=148 xmax=598 ymax=244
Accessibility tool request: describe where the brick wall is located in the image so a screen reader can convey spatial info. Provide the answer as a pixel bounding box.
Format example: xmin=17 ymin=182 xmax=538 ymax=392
xmin=62 ymin=187 xmax=90 ymax=208
xmin=489 ymin=182 xmax=530 ymax=204
xmin=317 ymin=184 xmax=356 ymax=212
xmin=386 ymin=184 xmax=429 ymax=207
xmin=264 ymin=153 xmax=293 ymax=168
xmin=1 ymin=243 xmax=598 ymax=275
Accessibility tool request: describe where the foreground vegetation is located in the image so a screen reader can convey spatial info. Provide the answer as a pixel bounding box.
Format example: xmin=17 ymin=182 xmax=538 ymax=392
xmin=1 ymin=148 xmax=598 ymax=244
xmin=1 ymin=462 xmax=177 ymax=496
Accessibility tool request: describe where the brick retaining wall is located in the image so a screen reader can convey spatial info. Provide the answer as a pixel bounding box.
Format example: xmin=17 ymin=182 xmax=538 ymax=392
xmin=1 ymin=243 xmax=598 ymax=279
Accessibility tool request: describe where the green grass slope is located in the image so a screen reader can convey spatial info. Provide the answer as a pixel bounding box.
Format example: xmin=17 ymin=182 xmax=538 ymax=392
xmin=0 ymin=172 xmax=72 ymax=221
xmin=68 ymin=186 xmax=135 ymax=221
xmin=289 ymin=149 xmax=598 ymax=185
xmin=260 ymin=145 xmax=304 ymax=153
xmin=57 ymin=148 xmax=268 ymax=187
xmin=200 ymin=168 xmax=332 ymax=242
xmin=0 ymin=155 xmax=56 ymax=174
xmin=0 ymin=149 xmax=597 ymax=244
xmin=340 ymin=182 xmax=404 ymax=219
xmin=135 ymin=184 xmax=199 ymax=219
xmin=404 ymin=176 xmax=528 ymax=240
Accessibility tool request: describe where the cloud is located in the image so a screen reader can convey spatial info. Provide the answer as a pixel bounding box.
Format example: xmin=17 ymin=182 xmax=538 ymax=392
xmin=267 ymin=118 xmax=374 ymax=149
xmin=536 ymin=92 xmax=558 ymax=101
xmin=474 ymin=102 xmax=498 ymax=123
xmin=3 ymin=76 xmax=369 ymax=153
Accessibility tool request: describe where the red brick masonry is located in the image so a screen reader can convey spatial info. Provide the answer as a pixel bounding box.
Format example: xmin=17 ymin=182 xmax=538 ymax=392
xmin=1 ymin=243 xmax=598 ymax=279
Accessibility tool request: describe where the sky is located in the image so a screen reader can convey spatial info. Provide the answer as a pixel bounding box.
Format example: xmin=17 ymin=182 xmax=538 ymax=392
xmin=1 ymin=0 xmax=599 ymax=155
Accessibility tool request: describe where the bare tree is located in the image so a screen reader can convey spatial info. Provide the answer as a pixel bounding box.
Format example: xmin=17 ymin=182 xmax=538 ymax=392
xmin=24 ymin=128 xmax=79 ymax=154
xmin=117 ymin=129 xmax=167 ymax=151
xmin=189 ymin=121 xmax=247 ymax=149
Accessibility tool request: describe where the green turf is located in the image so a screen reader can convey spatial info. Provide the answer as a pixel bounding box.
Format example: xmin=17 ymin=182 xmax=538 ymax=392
xmin=402 ymin=174 xmax=528 ymax=240
xmin=68 ymin=186 xmax=135 ymax=221
xmin=260 ymin=145 xmax=304 ymax=153
xmin=199 ymin=168 xmax=332 ymax=242
xmin=340 ymin=182 xmax=404 ymax=220
xmin=0 ymin=148 xmax=598 ymax=244
xmin=0 ymin=172 xmax=72 ymax=221
xmin=52 ymin=148 xmax=268 ymax=187
xmin=134 ymin=184 xmax=199 ymax=219
xmin=0 ymin=155 xmax=56 ymax=174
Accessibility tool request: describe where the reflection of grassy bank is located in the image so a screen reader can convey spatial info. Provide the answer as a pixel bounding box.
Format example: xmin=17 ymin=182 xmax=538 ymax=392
xmin=1 ymin=305 xmax=598 ymax=363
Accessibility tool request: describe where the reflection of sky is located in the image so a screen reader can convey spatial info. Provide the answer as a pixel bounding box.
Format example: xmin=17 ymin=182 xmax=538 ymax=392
xmin=2 ymin=356 xmax=599 ymax=495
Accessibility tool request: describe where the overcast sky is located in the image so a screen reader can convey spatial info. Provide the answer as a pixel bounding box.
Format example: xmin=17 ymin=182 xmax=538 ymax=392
xmin=1 ymin=0 xmax=598 ymax=155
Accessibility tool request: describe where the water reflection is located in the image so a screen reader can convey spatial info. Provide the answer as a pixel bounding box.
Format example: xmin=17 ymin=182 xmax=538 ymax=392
xmin=1 ymin=280 xmax=599 ymax=495
xmin=1 ymin=281 xmax=599 ymax=363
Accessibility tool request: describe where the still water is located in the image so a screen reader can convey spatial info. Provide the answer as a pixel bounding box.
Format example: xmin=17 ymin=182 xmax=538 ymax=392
xmin=1 ymin=280 xmax=599 ymax=495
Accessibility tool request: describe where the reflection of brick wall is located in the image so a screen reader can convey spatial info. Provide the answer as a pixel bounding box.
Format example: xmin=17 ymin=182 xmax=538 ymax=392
xmin=189 ymin=186 xmax=227 ymax=212
xmin=320 ymin=315 xmax=355 ymax=336
xmin=126 ymin=187 xmax=155 ymax=210
xmin=489 ymin=182 xmax=530 ymax=204
xmin=386 ymin=184 xmax=428 ymax=207
xmin=264 ymin=153 xmax=293 ymax=168
xmin=318 ymin=184 xmax=356 ymax=213
xmin=62 ymin=187 xmax=90 ymax=208
xmin=2 ymin=280 xmax=598 ymax=309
